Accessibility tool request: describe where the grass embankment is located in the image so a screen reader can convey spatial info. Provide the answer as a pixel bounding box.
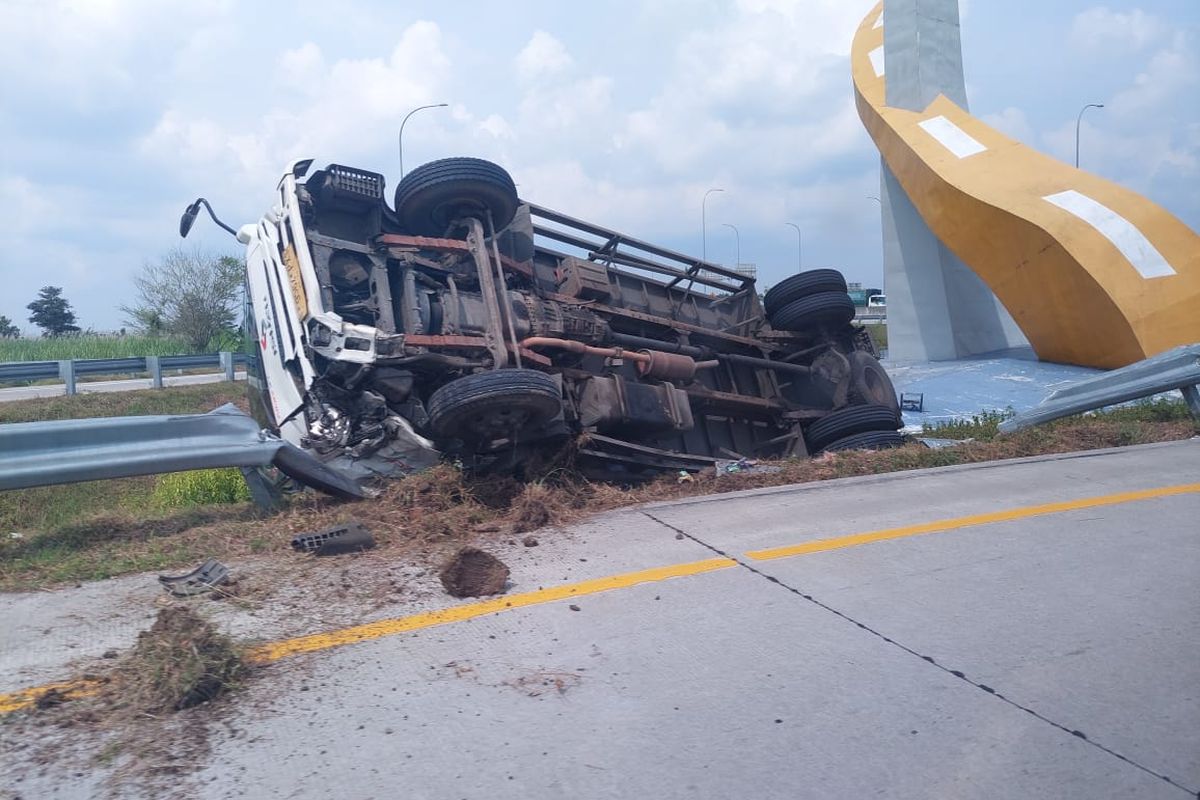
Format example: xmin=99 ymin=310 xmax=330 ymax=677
xmin=0 ymin=384 xmax=252 ymax=587
xmin=1 ymin=384 xmax=1195 ymax=591
xmin=0 ymin=335 xmax=193 ymax=362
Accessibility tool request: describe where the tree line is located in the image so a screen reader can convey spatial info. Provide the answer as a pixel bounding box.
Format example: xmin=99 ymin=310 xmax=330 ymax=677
xmin=1 ymin=248 xmax=244 ymax=351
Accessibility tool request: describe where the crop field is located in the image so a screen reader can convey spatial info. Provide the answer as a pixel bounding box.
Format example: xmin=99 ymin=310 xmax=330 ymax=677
xmin=0 ymin=335 xmax=193 ymax=362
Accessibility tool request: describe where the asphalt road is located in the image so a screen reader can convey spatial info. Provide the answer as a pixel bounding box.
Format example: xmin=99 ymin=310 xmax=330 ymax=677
xmin=4 ymin=440 xmax=1198 ymax=798
xmin=0 ymin=372 xmax=246 ymax=402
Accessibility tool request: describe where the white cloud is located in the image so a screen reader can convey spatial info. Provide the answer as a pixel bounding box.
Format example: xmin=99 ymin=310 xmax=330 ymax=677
xmin=1069 ymin=6 xmax=1165 ymax=54
xmin=139 ymin=21 xmax=454 ymax=192
xmin=981 ymin=107 xmax=1034 ymax=145
xmin=1107 ymin=31 xmax=1199 ymax=117
xmin=516 ymin=31 xmax=573 ymax=81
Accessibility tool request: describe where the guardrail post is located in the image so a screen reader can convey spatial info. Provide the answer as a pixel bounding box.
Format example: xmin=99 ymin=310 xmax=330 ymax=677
xmin=146 ymin=356 xmax=163 ymax=389
xmin=58 ymin=360 xmax=76 ymax=396
xmin=219 ymin=351 xmax=235 ymax=382
xmin=1182 ymin=385 xmax=1200 ymax=422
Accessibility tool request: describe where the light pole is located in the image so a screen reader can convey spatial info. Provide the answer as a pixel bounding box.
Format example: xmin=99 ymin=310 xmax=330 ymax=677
xmin=785 ymin=222 xmax=802 ymax=272
xmin=701 ymin=188 xmax=724 ymax=263
xmin=398 ymin=103 xmax=449 ymax=179
xmin=722 ymin=223 xmax=740 ymax=268
xmin=1074 ymin=103 xmax=1104 ymax=169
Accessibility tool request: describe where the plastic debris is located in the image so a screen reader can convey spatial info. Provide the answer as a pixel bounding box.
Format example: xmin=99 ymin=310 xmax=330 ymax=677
xmin=291 ymin=521 xmax=376 ymax=556
xmin=713 ymin=458 xmax=782 ymax=476
xmin=158 ymin=558 xmax=230 ymax=597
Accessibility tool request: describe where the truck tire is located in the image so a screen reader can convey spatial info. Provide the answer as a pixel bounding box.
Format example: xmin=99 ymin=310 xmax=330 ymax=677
xmin=805 ymin=403 xmax=901 ymax=453
xmin=821 ymin=430 xmax=906 ymax=453
xmin=427 ymin=369 xmax=561 ymax=444
xmin=395 ymin=157 xmax=519 ymax=236
xmin=848 ymin=351 xmax=900 ymax=415
xmin=769 ymin=291 xmax=856 ymax=331
xmin=763 ymin=269 xmax=848 ymax=316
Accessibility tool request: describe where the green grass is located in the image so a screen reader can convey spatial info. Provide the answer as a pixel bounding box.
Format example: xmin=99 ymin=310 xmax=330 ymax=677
xmin=0 ymin=382 xmax=247 ymax=424
xmin=923 ymin=408 xmax=1015 ymax=441
xmin=0 ymin=384 xmax=256 ymax=587
xmin=923 ymin=397 xmax=1195 ymax=441
xmin=152 ymin=469 xmax=251 ymax=508
xmin=0 ymin=334 xmax=192 ymax=362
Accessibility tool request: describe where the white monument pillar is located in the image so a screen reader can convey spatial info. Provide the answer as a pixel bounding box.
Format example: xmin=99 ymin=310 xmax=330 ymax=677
xmin=880 ymin=0 xmax=1028 ymax=361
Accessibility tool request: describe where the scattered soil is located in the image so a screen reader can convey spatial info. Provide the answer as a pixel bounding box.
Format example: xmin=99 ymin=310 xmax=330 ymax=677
xmin=2 ymin=605 xmax=251 ymax=798
xmin=439 ymin=547 xmax=511 ymax=598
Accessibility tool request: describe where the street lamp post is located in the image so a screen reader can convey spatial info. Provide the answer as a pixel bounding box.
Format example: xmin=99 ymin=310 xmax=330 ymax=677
xmin=1074 ymin=103 xmax=1104 ymax=169
xmin=701 ymin=188 xmax=724 ymax=264
xmin=398 ymin=103 xmax=449 ymax=179
xmin=785 ymin=222 xmax=802 ymax=272
xmin=722 ymin=223 xmax=740 ymax=268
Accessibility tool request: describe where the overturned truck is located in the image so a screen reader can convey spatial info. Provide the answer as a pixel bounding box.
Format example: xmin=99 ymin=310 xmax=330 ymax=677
xmin=186 ymin=156 xmax=903 ymax=482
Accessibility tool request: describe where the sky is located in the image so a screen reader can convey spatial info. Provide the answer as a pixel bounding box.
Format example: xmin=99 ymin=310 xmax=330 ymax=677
xmin=1 ymin=0 xmax=1197 ymax=333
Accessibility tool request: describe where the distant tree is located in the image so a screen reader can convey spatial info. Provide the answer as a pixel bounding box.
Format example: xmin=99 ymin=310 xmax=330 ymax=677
xmin=0 ymin=315 xmax=19 ymax=338
xmin=26 ymin=286 xmax=80 ymax=337
xmin=122 ymin=247 xmax=244 ymax=350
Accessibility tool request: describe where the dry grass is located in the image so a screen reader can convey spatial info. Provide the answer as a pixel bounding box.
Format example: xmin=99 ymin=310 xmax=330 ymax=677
xmin=100 ymin=606 xmax=246 ymax=713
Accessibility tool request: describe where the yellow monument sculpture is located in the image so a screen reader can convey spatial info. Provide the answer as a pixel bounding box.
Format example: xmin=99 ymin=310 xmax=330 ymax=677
xmin=854 ymin=2 xmax=1200 ymax=369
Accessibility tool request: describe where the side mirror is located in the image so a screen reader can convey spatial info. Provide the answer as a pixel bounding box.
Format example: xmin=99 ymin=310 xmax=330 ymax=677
xmin=178 ymin=197 xmax=238 ymax=238
xmin=179 ymin=201 xmax=201 ymax=238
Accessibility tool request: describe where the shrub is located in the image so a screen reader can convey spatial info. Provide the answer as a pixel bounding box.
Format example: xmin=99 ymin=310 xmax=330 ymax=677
xmin=153 ymin=468 xmax=251 ymax=508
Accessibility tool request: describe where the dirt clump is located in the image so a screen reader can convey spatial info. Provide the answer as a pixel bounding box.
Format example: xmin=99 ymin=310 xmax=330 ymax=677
xmin=440 ymin=546 xmax=510 ymax=598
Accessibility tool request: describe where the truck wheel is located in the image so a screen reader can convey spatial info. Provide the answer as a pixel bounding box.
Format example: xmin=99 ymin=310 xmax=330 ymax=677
xmin=763 ymin=269 xmax=848 ymax=316
xmin=848 ymin=351 xmax=900 ymax=415
xmin=427 ymin=369 xmax=561 ymax=444
xmin=821 ymin=430 xmax=906 ymax=453
xmin=769 ymin=291 xmax=856 ymax=331
xmin=395 ymin=157 xmax=519 ymax=236
xmin=805 ymin=403 xmax=901 ymax=453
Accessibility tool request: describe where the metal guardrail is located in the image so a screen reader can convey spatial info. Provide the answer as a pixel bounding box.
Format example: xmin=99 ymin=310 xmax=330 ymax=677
xmin=0 ymin=403 xmax=363 ymax=499
xmin=998 ymin=343 xmax=1200 ymax=434
xmin=0 ymin=352 xmax=248 ymax=394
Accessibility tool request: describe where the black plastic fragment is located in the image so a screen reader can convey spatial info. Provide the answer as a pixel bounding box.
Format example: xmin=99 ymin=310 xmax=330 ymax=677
xmin=291 ymin=522 xmax=376 ymax=556
xmin=158 ymin=558 xmax=230 ymax=596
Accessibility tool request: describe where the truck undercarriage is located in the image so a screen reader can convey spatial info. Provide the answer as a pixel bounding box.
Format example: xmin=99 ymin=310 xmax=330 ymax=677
xmin=225 ymin=156 xmax=902 ymax=484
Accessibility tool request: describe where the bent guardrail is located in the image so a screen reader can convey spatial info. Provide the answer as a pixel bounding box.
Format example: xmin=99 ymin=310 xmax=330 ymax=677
xmin=0 ymin=404 xmax=363 ymax=500
xmin=998 ymin=343 xmax=1200 ymax=434
xmin=0 ymin=352 xmax=248 ymax=394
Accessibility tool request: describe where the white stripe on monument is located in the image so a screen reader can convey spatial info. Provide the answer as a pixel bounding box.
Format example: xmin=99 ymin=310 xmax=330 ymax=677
xmin=917 ymin=115 xmax=987 ymax=159
xmin=1043 ymin=190 xmax=1176 ymax=279
xmin=869 ymin=46 xmax=885 ymax=77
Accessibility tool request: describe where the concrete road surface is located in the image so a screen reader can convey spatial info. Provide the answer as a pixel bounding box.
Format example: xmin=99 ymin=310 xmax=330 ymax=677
xmin=0 ymin=371 xmax=246 ymax=402
xmin=5 ymin=440 xmax=1199 ymax=798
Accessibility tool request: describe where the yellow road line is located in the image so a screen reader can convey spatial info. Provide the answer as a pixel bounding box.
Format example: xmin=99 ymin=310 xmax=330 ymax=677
xmin=4 ymin=481 xmax=1198 ymax=716
xmin=747 ymin=482 xmax=1200 ymax=562
xmin=249 ymin=557 xmax=736 ymax=662
xmin=0 ymin=558 xmax=734 ymax=715
xmin=0 ymin=679 xmax=103 ymax=715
